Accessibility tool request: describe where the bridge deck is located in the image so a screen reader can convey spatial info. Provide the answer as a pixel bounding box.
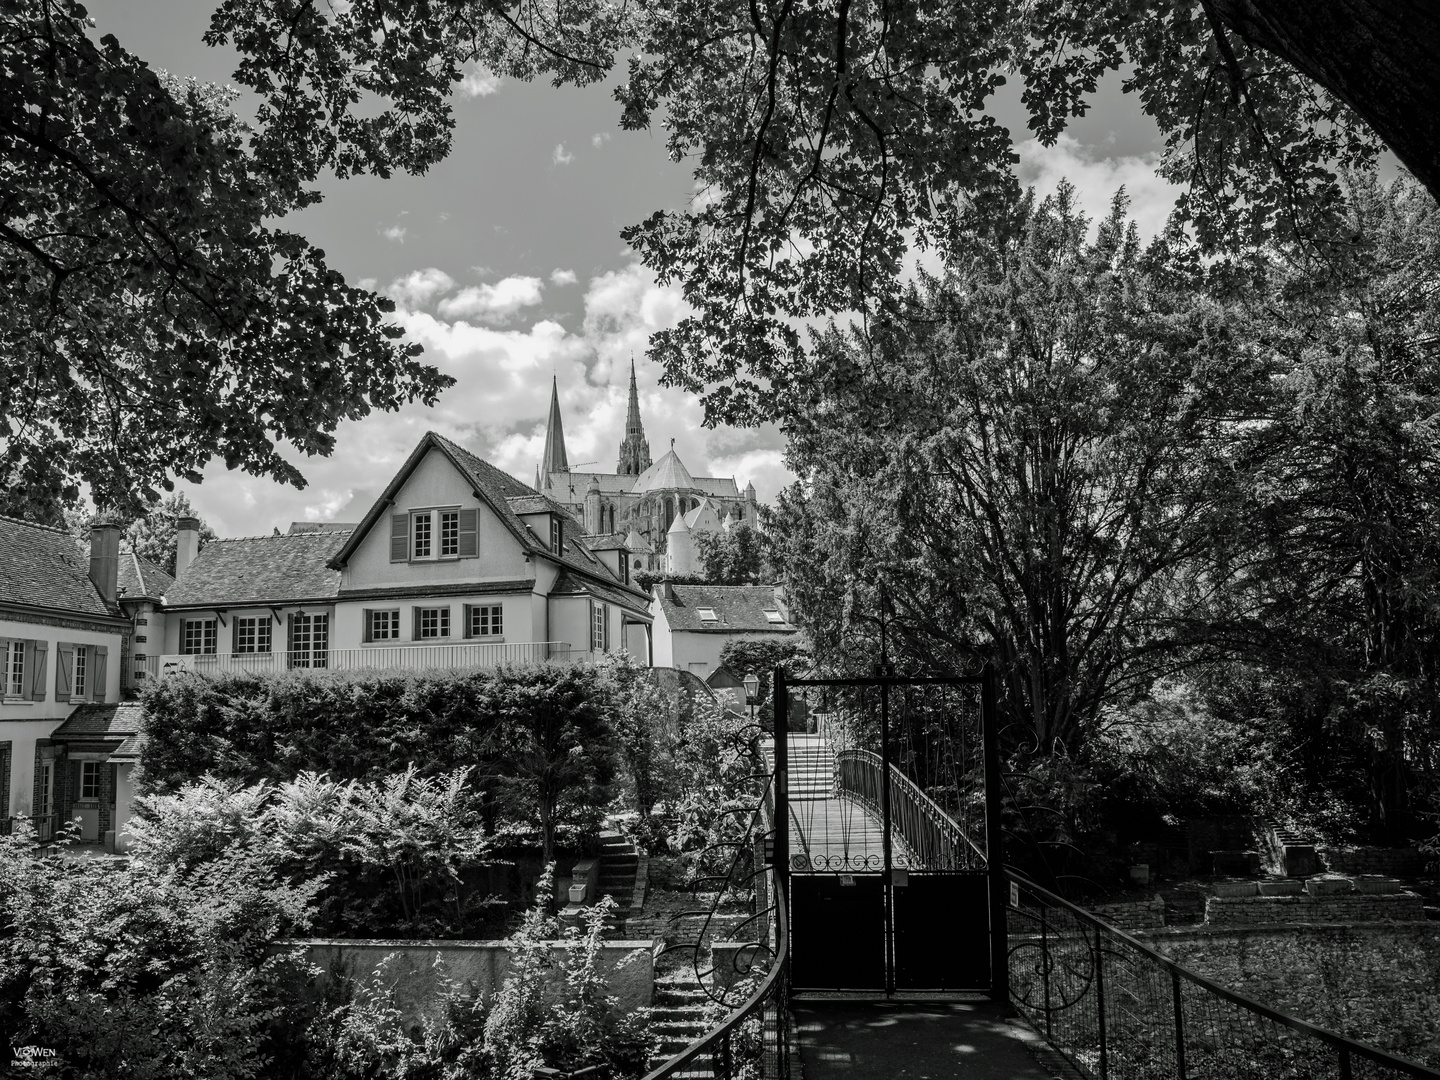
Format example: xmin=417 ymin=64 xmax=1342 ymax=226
xmin=794 ymin=1000 xmax=1070 ymax=1080
xmin=788 ymin=795 xmax=918 ymax=870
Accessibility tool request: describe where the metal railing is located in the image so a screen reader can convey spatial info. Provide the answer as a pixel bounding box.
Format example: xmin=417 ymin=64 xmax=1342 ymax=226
xmin=835 ymin=748 xmax=987 ymax=871
xmin=1006 ymin=870 xmax=1440 ymax=1080
xmin=154 ymin=641 xmax=573 ymax=678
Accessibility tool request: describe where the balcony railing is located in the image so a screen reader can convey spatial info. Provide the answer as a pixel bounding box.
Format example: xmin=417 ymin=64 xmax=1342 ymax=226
xmin=155 ymin=641 xmax=573 ymax=678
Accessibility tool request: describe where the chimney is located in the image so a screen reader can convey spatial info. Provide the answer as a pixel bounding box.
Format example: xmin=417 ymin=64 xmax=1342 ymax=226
xmin=175 ymin=516 xmax=201 ymax=580
xmin=88 ymin=520 xmax=122 ymax=607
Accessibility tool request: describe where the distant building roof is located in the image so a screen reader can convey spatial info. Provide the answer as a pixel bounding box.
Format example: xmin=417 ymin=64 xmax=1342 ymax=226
xmin=657 ymin=585 xmax=799 ymax=634
xmin=117 ymin=546 xmax=174 ymax=601
xmin=0 ymin=515 xmax=115 ymax=618
xmin=584 ymin=532 xmax=632 ymax=551
xmin=287 ymin=522 xmax=358 ymax=534
xmin=165 ymin=530 xmax=350 ymax=608
xmin=633 ymin=449 xmax=697 ymax=494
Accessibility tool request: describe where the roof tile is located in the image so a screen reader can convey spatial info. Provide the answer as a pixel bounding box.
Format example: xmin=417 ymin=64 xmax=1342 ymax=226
xmin=659 ymin=585 xmax=799 ymax=634
xmin=0 ymin=516 xmax=113 ymax=617
xmin=165 ymin=531 xmax=348 ymax=607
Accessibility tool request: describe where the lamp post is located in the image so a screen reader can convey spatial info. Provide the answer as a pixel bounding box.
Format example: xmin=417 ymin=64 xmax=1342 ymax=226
xmin=743 ymin=671 xmax=760 ymax=729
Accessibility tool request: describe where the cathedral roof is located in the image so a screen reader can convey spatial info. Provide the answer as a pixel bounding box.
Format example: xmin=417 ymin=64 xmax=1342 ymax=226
xmin=541 ymin=376 xmax=569 ymax=475
xmin=633 ymin=448 xmax=697 ymax=494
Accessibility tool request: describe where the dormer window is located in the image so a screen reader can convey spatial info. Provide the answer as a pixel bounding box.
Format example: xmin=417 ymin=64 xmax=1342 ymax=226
xmin=764 ymin=609 xmax=784 ymax=624
xmin=698 ymin=607 xmax=718 ymax=622
xmin=550 ymin=516 xmax=563 ymax=555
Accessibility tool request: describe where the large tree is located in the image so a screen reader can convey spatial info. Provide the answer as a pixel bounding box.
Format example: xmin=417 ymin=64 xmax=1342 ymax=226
xmin=0 ymin=0 xmax=451 ymax=520
xmin=769 ymin=186 xmax=1270 ymax=752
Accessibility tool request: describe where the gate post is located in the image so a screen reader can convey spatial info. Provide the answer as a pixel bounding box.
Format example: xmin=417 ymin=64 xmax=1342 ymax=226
xmin=981 ymin=664 xmax=1010 ymax=1004
xmin=773 ymin=667 xmax=789 ymax=919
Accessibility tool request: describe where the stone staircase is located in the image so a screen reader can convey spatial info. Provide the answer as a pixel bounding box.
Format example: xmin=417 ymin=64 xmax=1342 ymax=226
xmin=597 ymin=832 xmax=639 ymax=936
xmin=648 ymin=956 xmax=714 ymax=1075
xmin=762 ymin=733 xmax=834 ymax=801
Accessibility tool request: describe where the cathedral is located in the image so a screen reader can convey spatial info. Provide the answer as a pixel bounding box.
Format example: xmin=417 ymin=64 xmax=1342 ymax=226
xmin=534 ymin=362 xmax=759 ymax=575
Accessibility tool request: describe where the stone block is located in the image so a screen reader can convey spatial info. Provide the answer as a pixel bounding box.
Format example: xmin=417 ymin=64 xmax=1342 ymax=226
xmin=1258 ymin=879 xmax=1304 ymax=896
xmin=1354 ymin=877 xmax=1405 ymax=895
xmin=1213 ymin=881 xmax=1258 ymax=897
xmin=1282 ymin=844 xmax=1319 ymax=878
xmin=1305 ymin=876 xmax=1354 ymax=896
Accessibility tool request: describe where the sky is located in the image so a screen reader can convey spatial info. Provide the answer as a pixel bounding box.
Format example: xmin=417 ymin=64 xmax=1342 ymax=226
xmin=99 ymin=3 xmax=1180 ymax=538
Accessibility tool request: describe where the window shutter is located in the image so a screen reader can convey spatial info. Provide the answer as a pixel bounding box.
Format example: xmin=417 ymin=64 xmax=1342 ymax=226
xmin=390 ymin=513 xmax=408 ymax=562
xmin=29 ymin=641 xmax=47 ymax=702
xmin=362 ymin=609 xmax=372 ymax=644
xmin=55 ymin=643 xmax=73 ymax=698
xmin=412 ymin=608 xmax=420 ymax=640
xmin=458 ymin=509 xmax=478 ymax=558
xmin=92 ymin=646 xmax=108 ymax=702
xmin=461 ymin=605 xmax=472 ymax=640
xmin=603 ymin=605 xmax=611 ymax=651
xmin=287 ymin=614 xmax=297 ymax=661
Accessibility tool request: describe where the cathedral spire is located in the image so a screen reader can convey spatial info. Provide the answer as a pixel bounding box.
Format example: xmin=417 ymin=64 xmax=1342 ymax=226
xmin=617 ymin=358 xmax=653 ymax=475
xmin=541 ymin=375 xmax=569 ymax=478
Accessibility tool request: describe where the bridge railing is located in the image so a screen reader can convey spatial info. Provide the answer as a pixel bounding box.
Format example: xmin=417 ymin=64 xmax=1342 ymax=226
xmin=834 ymin=748 xmax=987 ymax=870
xmin=1006 ymin=870 xmax=1440 ymax=1080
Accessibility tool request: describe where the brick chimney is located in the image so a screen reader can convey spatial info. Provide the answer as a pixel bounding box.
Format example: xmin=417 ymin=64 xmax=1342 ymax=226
xmin=175 ymin=516 xmax=200 ymax=581
xmin=88 ymin=520 xmax=122 ymax=607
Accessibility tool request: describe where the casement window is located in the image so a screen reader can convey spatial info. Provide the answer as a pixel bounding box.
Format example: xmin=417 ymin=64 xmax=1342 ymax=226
xmin=36 ymin=762 xmax=52 ymax=817
xmin=71 ymin=646 xmax=87 ymax=699
xmin=234 ymin=617 xmax=272 ymax=654
xmin=466 ymin=604 xmax=503 ymax=638
xmin=2 ymin=640 xmax=25 ymax=699
xmin=53 ymin=643 xmax=105 ymax=703
xmin=182 ymin=618 xmax=218 ymax=655
xmin=550 ymin=516 xmax=563 ymax=555
xmin=80 ymin=761 xmax=101 ymax=801
xmin=366 ymin=609 xmax=401 ymax=642
xmin=391 ymin=508 xmax=477 ymax=562
xmin=288 ymin=613 xmax=329 ymax=669
xmin=590 ymin=601 xmax=609 ymax=652
xmin=415 ymin=606 xmax=450 ymax=639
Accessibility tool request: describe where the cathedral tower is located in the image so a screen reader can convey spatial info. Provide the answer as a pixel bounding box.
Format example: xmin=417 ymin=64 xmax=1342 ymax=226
xmin=616 ymin=359 xmax=652 ymax=475
xmin=540 ymin=375 xmax=569 ymax=485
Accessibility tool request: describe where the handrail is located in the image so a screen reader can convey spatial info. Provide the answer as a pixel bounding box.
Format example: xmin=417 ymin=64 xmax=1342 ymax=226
xmin=835 ymin=748 xmax=987 ymax=869
xmin=1005 ymin=867 xmax=1440 ymax=1079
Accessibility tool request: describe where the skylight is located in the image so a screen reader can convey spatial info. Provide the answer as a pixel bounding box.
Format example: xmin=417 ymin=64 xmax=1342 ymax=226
xmin=764 ymin=609 xmax=784 ymax=623
xmin=698 ymin=607 xmax=718 ymax=621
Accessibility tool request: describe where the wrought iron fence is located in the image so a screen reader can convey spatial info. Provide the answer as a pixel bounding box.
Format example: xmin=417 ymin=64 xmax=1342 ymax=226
xmin=834 ymin=748 xmax=987 ymax=871
xmin=1006 ymin=871 xmax=1440 ymax=1080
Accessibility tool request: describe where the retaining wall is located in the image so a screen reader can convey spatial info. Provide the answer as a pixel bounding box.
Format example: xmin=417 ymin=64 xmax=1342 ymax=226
xmin=1318 ymin=845 xmax=1428 ymax=878
xmin=1204 ymin=891 xmax=1425 ymax=925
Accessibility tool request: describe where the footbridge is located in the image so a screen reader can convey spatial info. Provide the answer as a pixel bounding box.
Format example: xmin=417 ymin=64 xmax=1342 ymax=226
xmin=641 ymin=670 xmax=1440 ymax=1080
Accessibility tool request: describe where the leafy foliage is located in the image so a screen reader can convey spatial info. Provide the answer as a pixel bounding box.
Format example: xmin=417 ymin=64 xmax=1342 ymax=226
xmin=717 ymin=637 xmax=810 ymax=727
xmin=122 ymin=492 xmax=219 ymax=576
xmin=0 ymin=0 xmax=450 ymax=517
xmin=695 ymin=522 xmax=770 ymax=585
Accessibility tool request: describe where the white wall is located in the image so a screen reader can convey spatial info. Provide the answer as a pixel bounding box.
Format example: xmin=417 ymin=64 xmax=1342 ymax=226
xmin=661 ymin=630 xmax=797 ymax=681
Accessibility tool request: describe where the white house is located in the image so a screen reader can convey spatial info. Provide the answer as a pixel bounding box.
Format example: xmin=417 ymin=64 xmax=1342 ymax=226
xmin=650 ymin=583 xmax=800 ymax=678
xmin=158 ymin=431 xmax=653 ymax=673
xmin=0 ymin=516 xmax=128 ymax=842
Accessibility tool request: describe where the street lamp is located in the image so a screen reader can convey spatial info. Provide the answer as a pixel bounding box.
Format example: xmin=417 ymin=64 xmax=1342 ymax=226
xmin=743 ymin=671 xmax=760 ymax=728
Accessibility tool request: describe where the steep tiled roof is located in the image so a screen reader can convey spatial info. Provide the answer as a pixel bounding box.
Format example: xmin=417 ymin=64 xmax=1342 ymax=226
xmin=117 ymin=547 xmax=174 ymax=601
xmin=550 ymin=570 xmax=651 ymax=613
xmin=329 ymin=432 xmax=650 ymax=606
xmin=165 ymin=530 xmax=349 ymax=608
xmin=111 ymin=732 xmax=147 ymax=761
xmin=50 ymin=701 xmax=146 ymax=740
xmin=584 ymin=532 xmax=631 ymax=550
xmin=0 ymin=515 xmax=114 ymax=617
xmin=658 ymin=585 xmax=799 ymax=634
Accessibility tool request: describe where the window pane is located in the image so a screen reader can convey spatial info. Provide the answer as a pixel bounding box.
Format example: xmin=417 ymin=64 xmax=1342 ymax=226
xmin=440 ymin=511 xmax=459 ymax=555
xmin=73 ymin=647 xmax=86 ymax=697
xmin=6 ymin=641 xmax=23 ymax=697
xmin=413 ymin=512 xmax=432 ymax=558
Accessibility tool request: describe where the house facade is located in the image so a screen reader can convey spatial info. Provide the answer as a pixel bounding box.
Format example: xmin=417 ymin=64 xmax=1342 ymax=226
xmin=0 ymin=517 xmax=128 ymax=841
xmin=158 ymin=432 xmax=653 ymax=674
xmin=651 ymin=583 xmax=801 ymax=679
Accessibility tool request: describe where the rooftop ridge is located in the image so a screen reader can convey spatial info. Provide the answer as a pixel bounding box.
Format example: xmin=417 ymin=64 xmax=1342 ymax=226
xmin=0 ymin=512 xmax=73 ymax=536
xmin=204 ymin=529 xmax=355 ymax=544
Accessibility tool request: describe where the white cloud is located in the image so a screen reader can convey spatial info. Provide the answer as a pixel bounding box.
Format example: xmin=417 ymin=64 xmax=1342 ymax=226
xmin=459 ymin=65 xmax=501 ymax=98
xmin=175 ymin=261 xmax=794 ymax=538
xmin=436 ymin=275 xmax=545 ymax=323
xmin=549 ymin=269 xmax=577 ymax=286
xmin=552 ymin=143 xmax=574 ymax=166
xmin=591 ymin=132 xmax=611 ymax=149
xmin=386 ymin=268 xmax=455 ymax=310
xmin=1013 ymin=134 xmax=1181 ymax=240
xmin=380 ymin=225 xmax=408 ymax=243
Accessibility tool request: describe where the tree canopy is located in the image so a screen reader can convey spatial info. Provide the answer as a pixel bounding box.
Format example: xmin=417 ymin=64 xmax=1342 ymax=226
xmin=0 ymin=0 xmax=450 ymax=520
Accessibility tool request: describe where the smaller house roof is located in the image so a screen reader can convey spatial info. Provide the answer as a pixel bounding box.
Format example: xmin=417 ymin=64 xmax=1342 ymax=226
xmin=584 ymin=532 xmax=631 ymax=551
xmin=50 ymin=702 xmax=146 ymax=741
xmin=165 ymin=530 xmax=349 ymax=608
xmin=117 ymin=547 xmax=174 ymax=601
xmin=0 ymin=515 xmax=115 ymax=618
xmin=551 ymin=570 xmax=652 ymax=615
xmin=657 ymin=585 xmax=799 ymax=634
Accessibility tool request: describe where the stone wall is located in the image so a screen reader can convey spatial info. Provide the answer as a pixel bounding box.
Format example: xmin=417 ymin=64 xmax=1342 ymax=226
xmin=1318 ymin=845 xmax=1429 ymax=878
xmin=1139 ymin=923 xmax=1440 ymax=1067
xmin=1086 ymin=896 xmax=1166 ymax=930
xmin=278 ymin=937 xmax=656 ymax=1025
xmin=1204 ymin=891 xmax=1425 ymax=925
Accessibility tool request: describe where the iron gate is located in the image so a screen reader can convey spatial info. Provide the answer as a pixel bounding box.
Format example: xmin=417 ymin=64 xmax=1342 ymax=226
xmin=774 ymin=668 xmax=1007 ymax=997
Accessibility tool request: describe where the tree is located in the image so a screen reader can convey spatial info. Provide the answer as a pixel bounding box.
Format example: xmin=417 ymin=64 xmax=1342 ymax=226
xmin=769 ymin=185 xmax=1269 ymax=755
xmin=0 ymin=0 xmax=451 ymax=520
xmin=695 ymin=522 xmax=769 ymax=585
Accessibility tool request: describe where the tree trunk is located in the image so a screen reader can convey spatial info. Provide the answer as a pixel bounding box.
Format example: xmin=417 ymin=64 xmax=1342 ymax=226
xmin=1209 ymin=0 xmax=1440 ymax=202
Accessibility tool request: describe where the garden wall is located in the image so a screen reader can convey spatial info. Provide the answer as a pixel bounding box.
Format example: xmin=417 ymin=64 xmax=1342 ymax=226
xmin=1204 ymin=890 xmax=1425 ymax=925
xmin=278 ymin=937 xmax=657 ymax=1025
xmin=1138 ymin=922 xmax=1440 ymax=1067
xmin=1318 ymin=845 xmax=1428 ymax=878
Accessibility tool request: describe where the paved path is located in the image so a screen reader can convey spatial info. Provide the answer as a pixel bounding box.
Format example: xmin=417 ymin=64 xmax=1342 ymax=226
xmin=794 ymin=1001 xmax=1074 ymax=1080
